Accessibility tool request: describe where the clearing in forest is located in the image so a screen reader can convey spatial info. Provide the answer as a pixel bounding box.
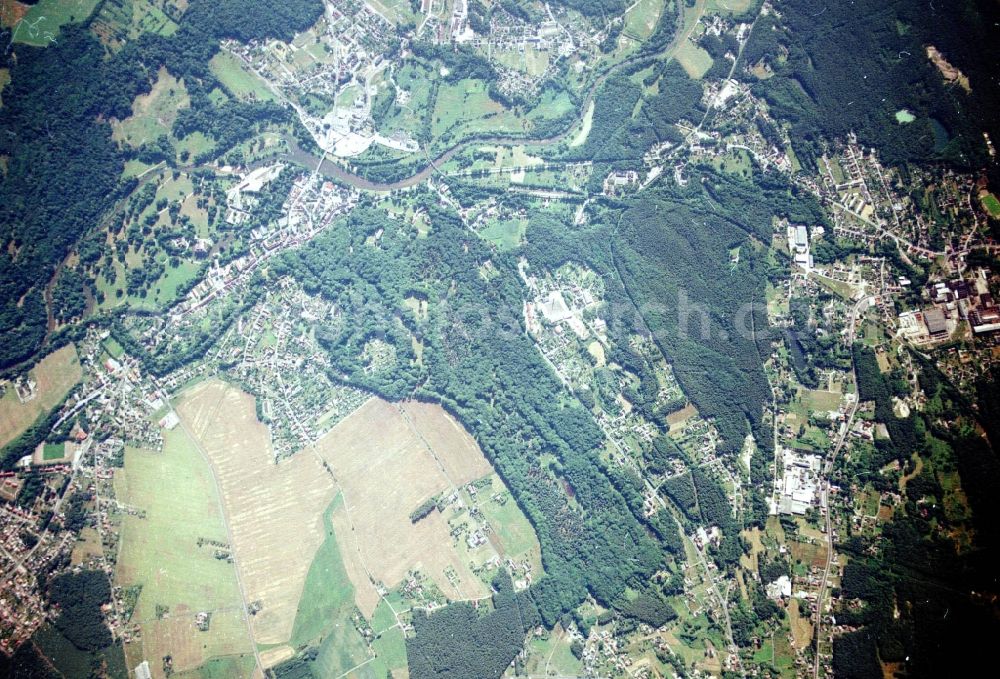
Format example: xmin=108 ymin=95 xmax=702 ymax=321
xmin=675 ymin=39 xmax=714 ymax=79
xmin=0 ymin=344 xmax=81 ymax=449
xmin=112 ymin=67 xmax=190 ymax=148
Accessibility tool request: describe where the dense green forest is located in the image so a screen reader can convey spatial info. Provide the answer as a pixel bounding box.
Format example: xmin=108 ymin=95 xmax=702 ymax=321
xmin=745 ymin=0 xmax=1000 ymax=178
xmin=406 ymin=572 xmax=538 ymax=679
xmin=275 ymin=197 xmax=678 ymax=675
xmin=831 ymin=351 xmax=1000 ymax=674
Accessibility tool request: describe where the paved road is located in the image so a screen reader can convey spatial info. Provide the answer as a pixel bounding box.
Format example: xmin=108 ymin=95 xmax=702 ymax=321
xmin=812 ymin=296 xmax=867 ymax=678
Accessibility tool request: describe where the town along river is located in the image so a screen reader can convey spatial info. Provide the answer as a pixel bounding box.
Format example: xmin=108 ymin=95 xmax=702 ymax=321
xmin=277 ymin=128 xmax=569 ymax=192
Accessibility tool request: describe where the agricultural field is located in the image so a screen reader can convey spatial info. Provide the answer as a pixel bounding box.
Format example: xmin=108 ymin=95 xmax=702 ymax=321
xmin=10 ymin=0 xmax=101 ymax=46
xmin=314 ymin=398 xmax=507 ymax=616
xmin=0 ymin=344 xmax=81 ymax=449
xmin=675 ymin=39 xmax=714 ymax=79
xmin=175 ymin=379 xmax=337 ymax=648
xmin=112 ymin=67 xmax=190 ymax=149
xmin=209 ymin=52 xmax=276 ymax=103
xmin=113 ymin=430 xmax=254 ymax=678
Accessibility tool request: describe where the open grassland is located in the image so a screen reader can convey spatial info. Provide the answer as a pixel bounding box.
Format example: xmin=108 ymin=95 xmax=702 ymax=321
xmin=286 ymin=493 xmax=371 ymax=676
xmin=112 ymin=67 xmax=190 ymax=149
xmin=12 ymin=0 xmax=100 ymax=46
xmin=176 ymin=379 xmax=337 ymax=647
xmin=675 ymin=39 xmax=714 ymax=79
xmin=624 ymin=0 xmax=664 ymax=41
xmin=315 ymin=398 xmax=495 ymax=617
xmin=0 ymin=344 xmax=81 ymax=449
xmin=114 ymin=433 xmax=253 ymax=678
xmin=476 ymin=475 xmax=544 ymax=574
xmin=706 ymin=0 xmax=752 ymax=14
xmin=209 ymin=52 xmax=276 ymax=103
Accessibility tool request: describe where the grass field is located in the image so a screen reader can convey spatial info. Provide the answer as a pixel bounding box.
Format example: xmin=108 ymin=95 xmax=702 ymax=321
xmin=675 ymin=39 xmax=714 ymax=79
xmin=478 ymin=218 xmax=527 ymax=250
xmin=177 ymin=379 xmax=337 ymax=647
xmin=174 ymin=654 xmax=257 ymax=679
xmin=12 ymin=0 xmax=100 ymax=46
xmin=624 ymin=0 xmax=664 ymax=40
xmin=477 ymin=475 xmax=544 ymax=574
xmin=0 ymin=344 xmax=81 ymax=449
xmin=521 ymin=625 xmax=584 ymax=677
xmin=315 ymin=398 xmax=496 ymax=617
xmin=209 ymin=52 xmax=276 ymax=103
xmin=42 ymin=442 xmax=64 ymax=460
xmin=569 ymin=101 xmax=595 ymax=148
xmin=288 ymin=495 xmax=356 ymax=648
xmin=981 ymin=192 xmax=1000 ymax=218
xmin=799 ymin=387 xmax=843 ymax=413
xmin=114 ymin=431 xmax=253 ymax=678
xmin=706 ymin=0 xmax=753 ymax=14
xmin=112 ymin=67 xmax=190 ymax=149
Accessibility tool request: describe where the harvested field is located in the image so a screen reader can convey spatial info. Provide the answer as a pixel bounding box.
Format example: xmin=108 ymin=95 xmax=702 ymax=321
xmin=114 ymin=433 xmax=252 ymax=678
xmin=176 ymin=379 xmax=336 ymax=646
xmin=399 ymin=401 xmax=492 ymax=485
xmin=666 ymin=403 xmax=698 ymax=432
xmin=315 ymin=398 xmax=493 ymax=617
xmin=0 ymin=344 xmax=81 ymax=449
xmin=0 ymin=1 xmax=29 ymax=29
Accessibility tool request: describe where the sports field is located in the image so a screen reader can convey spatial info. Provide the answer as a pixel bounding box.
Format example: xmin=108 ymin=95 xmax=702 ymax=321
xmin=0 ymin=344 xmax=81 ymax=449
xmin=981 ymin=192 xmax=1000 ymax=218
xmin=114 ymin=430 xmax=253 ymax=678
xmin=176 ymin=379 xmax=336 ymax=647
